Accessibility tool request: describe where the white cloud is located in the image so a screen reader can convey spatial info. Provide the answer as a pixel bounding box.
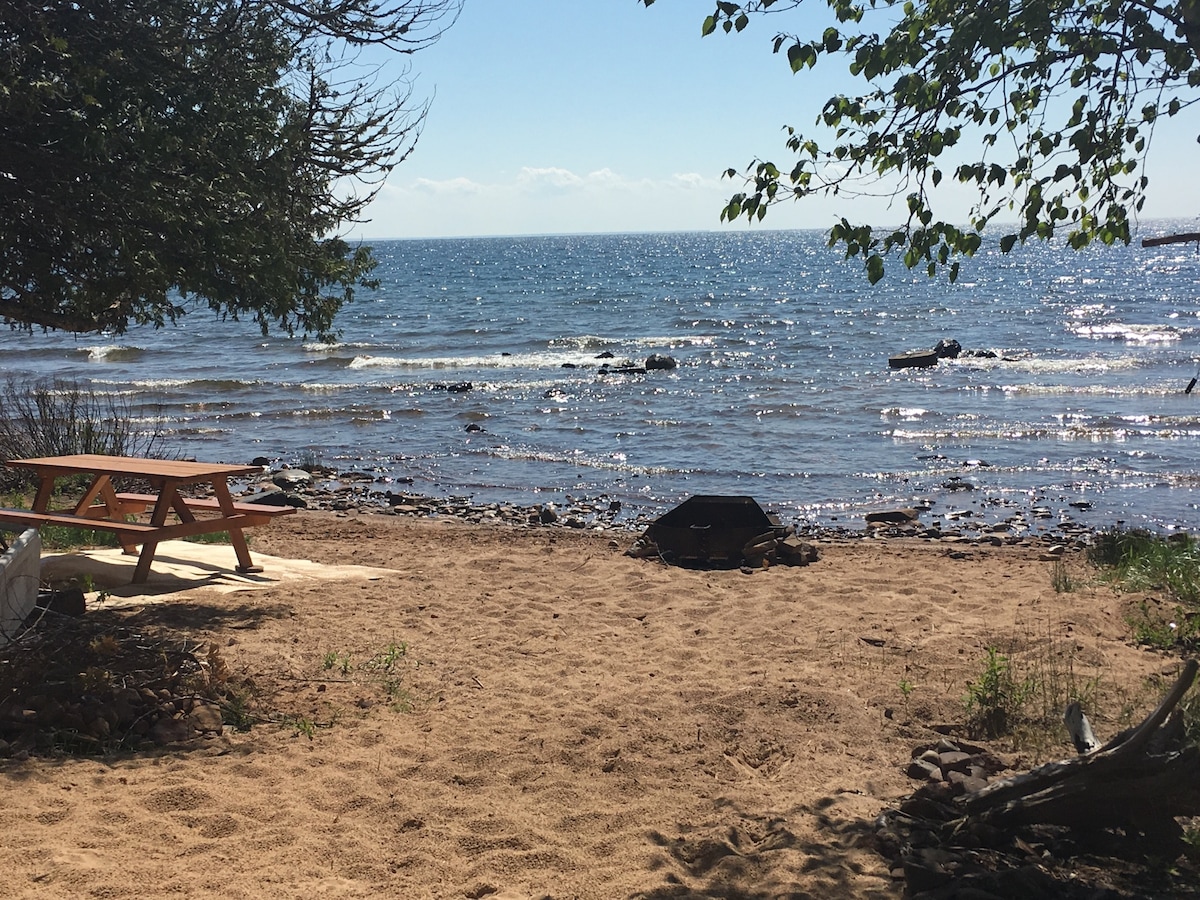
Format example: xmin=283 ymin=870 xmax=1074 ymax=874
xmin=515 ymin=166 xmax=585 ymax=190
xmin=407 ymin=176 xmax=485 ymax=195
xmin=350 ymin=163 xmax=846 ymax=240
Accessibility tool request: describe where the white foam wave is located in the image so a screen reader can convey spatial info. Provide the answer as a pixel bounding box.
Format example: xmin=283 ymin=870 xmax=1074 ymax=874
xmin=303 ymin=341 xmax=377 ymax=352
xmin=1069 ymin=322 xmax=1184 ymax=343
xmin=122 ymin=378 xmax=198 ymax=388
xmin=1000 ymin=356 xmax=1140 ymax=375
xmin=348 ymin=349 xmax=617 ymax=370
xmin=881 ymin=407 xmax=929 ymax=420
xmin=80 ymin=344 xmax=144 ymax=361
xmin=299 ymin=382 xmax=357 ymax=393
xmin=480 ymin=444 xmax=682 ymax=476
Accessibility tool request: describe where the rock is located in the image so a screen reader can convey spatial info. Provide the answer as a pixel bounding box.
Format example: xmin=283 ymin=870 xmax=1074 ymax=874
xmin=776 ymin=536 xmax=819 ymax=566
xmin=934 ymin=338 xmax=962 ymax=359
xmin=902 ymin=855 xmax=954 ymax=894
xmin=947 ymin=769 xmax=990 ymax=795
xmin=907 ymin=758 xmax=942 ymax=780
xmin=446 ymin=381 xmax=473 ymax=393
xmin=242 ymin=489 xmax=307 ymax=508
xmin=272 ymin=469 xmax=312 ymax=488
xmin=186 ymin=701 xmax=224 ymax=735
xmin=112 ymin=689 xmax=140 ymax=724
xmin=538 ymin=504 xmax=558 ymax=525
xmin=464 ymin=423 xmax=484 ymax=433
xmin=36 ymin=586 xmax=86 ymax=617
xmin=625 ymin=538 xmax=658 ymax=558
xmin=151 ymin=716 xmax=193 ymax=746
xmin=645 ymin=353 xmax=677 ymax=370
xmin=937 ymin=750 xmax=973 ymax=773
xmin=865 ymin=509 xmax=919 ymax=525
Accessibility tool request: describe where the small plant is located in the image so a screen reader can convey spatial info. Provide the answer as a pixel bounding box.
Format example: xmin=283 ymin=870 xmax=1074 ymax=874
xmin=1176 ymin=685 xmax=1200 ymax=749
xmin=365 ymin=642 xmax=407 ymax=673
xmin=317 ymin=642 xmax=418 ymax=714
xmin=1183 ymin=825 xmax=1200 ymax=862
xmin=1125 ymin=600 xmax=1200 ymax=654
xmin=77 ymin=665 xmax=112 ymax=694
xmin=282 ymin=715 xmax=317 ymax=740
xmin=221 ymin=687 xmax=258 ymax=731
xmin=184 ymin=531 xmax=231 ymax=545
xmin=965 ymin=646 xmax=1031 ymax=738
xmin=320 ymin=650 xmax=353 ymax=674
xmin=1050 ymin=559 xmax=1081 ymax=593
xmin=89 ymin=634 xmax=121 ymax=658
xmin=39 ymin=525 xmax=123 ymax=551
xmin=382 ymin=678 xmax=413 ymax=713
xmin=897 ymin=676 xmax=914 ymax=718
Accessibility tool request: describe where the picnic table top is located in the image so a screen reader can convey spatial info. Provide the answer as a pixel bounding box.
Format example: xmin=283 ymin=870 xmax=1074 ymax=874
xmin=7 ymin=455 xmax=263 ymax=481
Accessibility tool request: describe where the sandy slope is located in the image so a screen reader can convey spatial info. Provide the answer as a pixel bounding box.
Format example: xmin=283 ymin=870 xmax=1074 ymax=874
xmin=0 ymin=512 xmax=1174 ymax=899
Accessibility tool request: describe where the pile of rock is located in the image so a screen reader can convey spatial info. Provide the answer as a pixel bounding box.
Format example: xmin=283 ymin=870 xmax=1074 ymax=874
xmin=0 ymin=618 xmax=239 ymax=758
xmin=232 ymin=464 xmax=637 ymax=532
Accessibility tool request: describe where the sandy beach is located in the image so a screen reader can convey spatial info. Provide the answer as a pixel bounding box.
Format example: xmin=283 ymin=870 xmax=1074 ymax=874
xmin=0 ymin=512 xmax=1184 ymax=898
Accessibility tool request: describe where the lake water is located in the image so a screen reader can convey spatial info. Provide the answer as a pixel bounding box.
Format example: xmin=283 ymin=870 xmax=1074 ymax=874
xmin=6 ymin=227 xmax=1200 ymax=533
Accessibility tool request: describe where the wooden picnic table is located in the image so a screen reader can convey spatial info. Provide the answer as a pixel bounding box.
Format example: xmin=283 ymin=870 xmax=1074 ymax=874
xmin=0 ymin=454 xmax=295 ymax=584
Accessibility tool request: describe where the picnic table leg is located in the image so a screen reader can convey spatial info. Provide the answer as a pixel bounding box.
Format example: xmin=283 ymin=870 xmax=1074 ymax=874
xmin=130 ymin=477 xmax=181 ymax=583
xmin=86 ymin=477 xmax=140 ymax=555
xmin=212 ymin=478 xmax=262 ymax=574
xmin=71 ymin=475 xmax=110 ymax=514
xmin=31 ymin=475 xmax=57 ymax=512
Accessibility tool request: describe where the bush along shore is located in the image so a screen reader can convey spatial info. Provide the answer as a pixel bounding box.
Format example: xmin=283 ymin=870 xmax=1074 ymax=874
xmin=235 ymin=461 xmax=1111 ymax=553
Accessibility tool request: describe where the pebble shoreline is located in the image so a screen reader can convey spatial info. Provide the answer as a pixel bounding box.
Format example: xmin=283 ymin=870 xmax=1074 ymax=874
xmin=241 ymin=464 xmax=1118 ymax=554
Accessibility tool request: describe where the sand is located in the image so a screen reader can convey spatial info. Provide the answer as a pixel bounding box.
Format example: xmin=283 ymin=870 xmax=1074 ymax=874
xmin=0 ymin=512 xmax=1179 ymax=899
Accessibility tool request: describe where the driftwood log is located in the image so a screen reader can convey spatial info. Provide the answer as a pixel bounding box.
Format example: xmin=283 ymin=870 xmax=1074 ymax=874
xmin=1142 ymin=233 xmax=1200 ymax=248
xmin=962 ymin=660 xmax=1200 ymax=841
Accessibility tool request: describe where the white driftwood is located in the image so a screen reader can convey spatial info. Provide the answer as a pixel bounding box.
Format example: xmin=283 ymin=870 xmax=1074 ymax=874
xmin=1063 ymin=701 xmax=1100 ymax=755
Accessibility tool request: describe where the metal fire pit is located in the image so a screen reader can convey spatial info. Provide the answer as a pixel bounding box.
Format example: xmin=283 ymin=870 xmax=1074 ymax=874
xmin=644 ymin=495 xmax=781 ymax=568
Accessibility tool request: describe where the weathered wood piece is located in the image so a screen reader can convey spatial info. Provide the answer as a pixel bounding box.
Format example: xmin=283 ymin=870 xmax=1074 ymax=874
xmin=1142 ymin=232 xmax=1200 ymax=247
xmin=889 ymin=348 xmax=939 ymax=369
xmin=962 ymin=660 xmax=1200 ymax=836
xmin=1064 ymin=700 xmax=1100 ymax=754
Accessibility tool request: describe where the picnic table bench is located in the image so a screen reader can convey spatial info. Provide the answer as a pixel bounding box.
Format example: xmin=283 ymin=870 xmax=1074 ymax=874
xmin=0 ymin=454 xmax=295 ymax=584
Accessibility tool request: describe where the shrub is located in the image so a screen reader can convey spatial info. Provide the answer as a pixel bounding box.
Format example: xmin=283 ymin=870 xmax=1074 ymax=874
xmin=0 ymin=376 xmax=167 ymax=489
xmin=965 ymin=646 xmax=1032 ymax=739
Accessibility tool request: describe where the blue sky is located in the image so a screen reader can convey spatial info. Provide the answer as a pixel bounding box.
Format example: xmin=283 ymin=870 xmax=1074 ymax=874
xmin=351 ymin=0 xmax=1200 ymax=240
